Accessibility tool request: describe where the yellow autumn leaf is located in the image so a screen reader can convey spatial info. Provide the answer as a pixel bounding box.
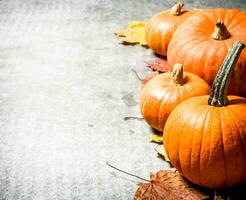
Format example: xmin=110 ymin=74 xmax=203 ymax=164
xmin=155 ymin=146 xmax=170 ymax=162
xmin=115 ymin=21 xmax=148 ymax=46
xmin=150 ymin=133 xmax=163 ymax=144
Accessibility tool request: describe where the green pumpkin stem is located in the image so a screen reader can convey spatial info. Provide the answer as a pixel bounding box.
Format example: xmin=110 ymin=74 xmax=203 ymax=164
xmin=208 ymin=40 xmax=245 ymax=107
xmin=170 ymin=2 xmax=184 ymax=16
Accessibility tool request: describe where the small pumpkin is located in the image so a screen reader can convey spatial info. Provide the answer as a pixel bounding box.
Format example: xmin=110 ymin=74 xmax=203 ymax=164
xmin=167 ymin=8 xmax=246 ymax=96
xmin=164 ymin=41 xmax=246 ymax=189
xmin=140 ymin=64 xmax=210 ymax=132
xmin=145 ymin=2 xmax=193 ymax=56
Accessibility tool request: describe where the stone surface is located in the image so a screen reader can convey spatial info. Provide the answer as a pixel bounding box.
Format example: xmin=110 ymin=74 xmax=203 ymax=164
xmin=0 ymin=0 xmax=244 ymax=199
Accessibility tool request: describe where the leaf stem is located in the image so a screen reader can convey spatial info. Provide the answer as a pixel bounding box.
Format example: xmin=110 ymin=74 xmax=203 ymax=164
xmin=106 ymin=161 xmax=151 ymax=182
xmin=132 ymin=68 xmax=143 ymax=81
xmin=124 ymin=116 xmax=144 ymax=121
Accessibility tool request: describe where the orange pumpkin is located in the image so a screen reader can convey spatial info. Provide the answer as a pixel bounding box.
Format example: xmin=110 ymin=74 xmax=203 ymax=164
xmin=145 ymin=2 xmax=193 ymax=56
xmin=140 ymin=64 xmax=210 ymax=132
xmin=167 ymin=8 xmax=246 ymax=96
xmin=164 ymin=41 xmax=246 ymax=189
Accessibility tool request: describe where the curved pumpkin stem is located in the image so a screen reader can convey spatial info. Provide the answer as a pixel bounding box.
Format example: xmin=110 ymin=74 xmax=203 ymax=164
xmin=212 ymin=22 xmax=230 ymax=40
xmin=172 ymin=63 xmax=183 ymax=84
xmin=170 ymin=2 xmax=184 ymax=16
xmin=208 ymin=40 xmax=245 ymax=107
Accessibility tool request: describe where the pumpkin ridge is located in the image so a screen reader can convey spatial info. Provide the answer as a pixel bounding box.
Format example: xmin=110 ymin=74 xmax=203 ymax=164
xmin=170 ymin=29 xmax=207 ymax=54
xmin=176 ymin=110 xmax=186 ymax=175
xmin=203 ymin=9 xmax=220 ymax=27
xmin=188 ymin=106 xmax=205 ymax=181
xmin=175 ymin=13 xmax=209 ymax=34
xmin=196 ymin=106 xmax=210 ymax=186
xmin=157 ymin=86 xmax=173 ymax=131
xmin=183 ymin=39 xmax=210 ymax=76
xmin=177 ymin=81 xmax=183 ymax=101
xmin=192 ymin=11 xmax=216 ymax=33
xmin=182 ymin=82 xmax=196 ymax=98
xmin=200 ymin=108 xmax=221 ymax=187
xmin=218 ymin=109 xmax=228 ymax=187
xmin=224 ymin=39 xmax=232 ymax=54
xmin=164 ymin=111 xmax=175 ymax=159
xmin=146 ymin=20 xmax=157 ymax=49
xmin=178 ymin=105 xmax=199 ymax=176
xmin=194 ymin=81 xmax=212 ymax=92
xmin=164 ymin=104 xmax=185 ymax=172
xmin=228 ymin=106 xmax=246 ymax=180
xmin=146 ymin=22 xmax=154 ymax=49
xmin=148 ymin=83 xmax=164 ymax=129
xmin=187 ymin=12 xmax=214 ymax=34
xmin=160 ymin=25 xmax=166 ymax=53
xmin=140 ymin=85 xmax=154 ymax=121
xmin=196 ymin=19 xmax=213 ymax=35
xmin=176 ymin=13 xmax=183 ymax=24
xmin=199 ymin=40 xmax=215 ymax=81
xmin=224 ymin=9 xmax=240 ymax=29
xmin=227 ymin=9 xmax=246 ymax=30
xmin=225 ymin=9 xmax=242 ymax=30
xmin=231 ymin=12 xmax=246 ymax=30
xmin=213 ymin=9 xmax=226 ymax=25
xmin=153 ymin=20 xmax=163 ymax=52
xmin=172 ymin=36 xmax=204 ymax=69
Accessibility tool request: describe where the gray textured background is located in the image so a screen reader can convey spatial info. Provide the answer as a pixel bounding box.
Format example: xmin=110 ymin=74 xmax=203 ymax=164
xmin=0 ymin=0 xmax=245 ymax=200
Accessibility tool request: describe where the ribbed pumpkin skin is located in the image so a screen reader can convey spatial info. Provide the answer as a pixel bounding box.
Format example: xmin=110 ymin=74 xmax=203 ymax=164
xmin=167 ymin=9 xmax=246 ymax=96
xmin=145 ymin=10 xmax=192 ymax=56
xmin=140 ymin=72 xmax=210 ymax=132
xmin=164 ymin=95 xmax=246 ymax=189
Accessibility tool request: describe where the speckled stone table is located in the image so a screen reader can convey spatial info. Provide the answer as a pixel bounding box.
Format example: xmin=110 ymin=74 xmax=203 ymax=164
xmin=0 ymin=0 xmax=245 ymax=199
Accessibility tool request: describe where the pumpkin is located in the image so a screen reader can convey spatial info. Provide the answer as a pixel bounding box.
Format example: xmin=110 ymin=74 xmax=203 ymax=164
xmin=167 ymin=8 xmax=246 ymax=96
xmin=145 ymin=2 xmax=193 ymax=56
xmin=164 ymin=41 xmax=246 ymax=189
xmin=140 ymin=63 xmax=210 ymax=132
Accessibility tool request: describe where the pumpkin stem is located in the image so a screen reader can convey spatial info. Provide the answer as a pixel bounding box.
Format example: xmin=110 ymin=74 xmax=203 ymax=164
xmin=212 ymin=22 xmax=230 ymax=40
xmin=172 ymin=63 xmax=183 ymax=84
xmin=170 ymin=2 xmax=184 ymax=16
xmin=208 ymin=41 xmax=245 ymax=107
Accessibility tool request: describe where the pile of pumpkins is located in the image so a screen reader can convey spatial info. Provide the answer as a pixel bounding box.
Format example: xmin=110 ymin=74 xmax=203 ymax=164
xmin=140 ymin=2 xmax=246 ymax=189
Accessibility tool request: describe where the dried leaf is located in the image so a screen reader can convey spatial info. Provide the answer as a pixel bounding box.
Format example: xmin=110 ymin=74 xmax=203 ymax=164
xmin=155 ymin=146 xmax=170 ymax=162
xmin=115 ymin=21 xmax=148 ymax=46
xmin=146 ymin=57 xmax=170 ymax=72
xmin=150 ymin=133 xmax=163 ymax=144
xmin=134 ymin=170 xmax=208 ymax=200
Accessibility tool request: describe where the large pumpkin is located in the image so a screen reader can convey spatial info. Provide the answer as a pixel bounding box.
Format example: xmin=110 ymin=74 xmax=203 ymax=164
xmin=145 ymin=2 xmax=193 ymax=56
xmin=167 ymin=9 xmax=246 ymax=96
xmin=164 ymin=41 xmax=246 ymax=189
xmin=140 ymin=64 xmax=210 ymax=132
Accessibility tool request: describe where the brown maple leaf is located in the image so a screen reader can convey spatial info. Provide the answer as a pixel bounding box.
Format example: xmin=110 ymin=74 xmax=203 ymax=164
xmin=134 ymin=170 xmax=208 ymax=200
xmin=146 ymin=57 xmax=170 ymax=72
